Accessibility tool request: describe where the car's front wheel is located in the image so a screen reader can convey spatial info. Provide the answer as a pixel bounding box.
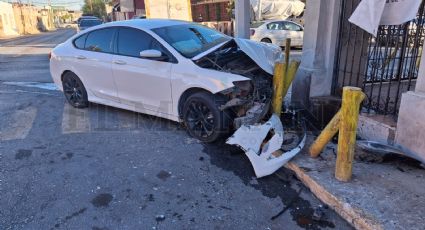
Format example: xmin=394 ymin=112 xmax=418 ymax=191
xmin=182 ymin=92 xmax=230 ymax=143
xmin=62 ymin=72 xmax=88 ymax=108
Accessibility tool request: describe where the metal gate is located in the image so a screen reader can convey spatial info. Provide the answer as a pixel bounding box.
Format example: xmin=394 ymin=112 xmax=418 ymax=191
xmin=333 ymin=0 xmax=425 ymax=116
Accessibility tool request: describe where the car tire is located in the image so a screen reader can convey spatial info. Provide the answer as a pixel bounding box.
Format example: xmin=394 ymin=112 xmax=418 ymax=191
xmin=182 ymin=92 xmax=231 ymax=143
xmin=62 ymin=72 xmax=89 ymax=108
xmin=261 ymin=38 xmax=272 ymax=43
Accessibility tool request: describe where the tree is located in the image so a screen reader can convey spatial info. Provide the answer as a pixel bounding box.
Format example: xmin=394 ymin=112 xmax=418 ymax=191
xmin=82 ymin=0 xmax=106 ymax=18
xmin=227 ymin=0 xmax=235 ymax=18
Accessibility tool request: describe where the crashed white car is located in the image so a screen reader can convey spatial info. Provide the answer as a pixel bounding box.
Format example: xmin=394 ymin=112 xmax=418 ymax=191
xmin=50 ymin=19 xmax=282 ymax=142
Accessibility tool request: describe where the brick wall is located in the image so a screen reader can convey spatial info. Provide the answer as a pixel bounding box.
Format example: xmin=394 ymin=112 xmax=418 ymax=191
xmin=191 ymin=1 xmax=231 ymax=22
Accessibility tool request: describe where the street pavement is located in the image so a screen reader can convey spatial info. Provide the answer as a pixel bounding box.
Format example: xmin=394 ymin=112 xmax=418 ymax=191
xmin=0 ymin=29 xmax=352 ymax=230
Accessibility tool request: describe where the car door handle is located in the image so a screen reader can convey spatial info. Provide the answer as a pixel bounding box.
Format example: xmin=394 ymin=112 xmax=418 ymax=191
xmin=113 ymin=60 xmax=126 ymax=65
xmin=75 ymin=55 xmax=86 ymax=60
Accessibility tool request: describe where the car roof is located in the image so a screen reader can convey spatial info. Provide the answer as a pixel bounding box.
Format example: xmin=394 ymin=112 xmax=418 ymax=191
xmin=101 ymin=19 xmax=192 ymax=30
xmin=80 ymin=18 xmax=101 ymax=21
xmin=262 ymin=19 xmax=296 ymax=24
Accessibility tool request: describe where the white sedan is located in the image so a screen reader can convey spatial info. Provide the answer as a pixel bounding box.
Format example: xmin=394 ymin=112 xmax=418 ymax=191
xmin=50 ymin=19 xmax=281 ymax=142
xmin=250 ymin=20 xmax=304 ymax=48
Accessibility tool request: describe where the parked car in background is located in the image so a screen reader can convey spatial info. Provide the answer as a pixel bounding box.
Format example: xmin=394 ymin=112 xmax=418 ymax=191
xmin=78 ymin=19 xmax=102 ymax=32
xmin=77 ymin=16 xmax=99 ymax=24
xmin=250 ymin=20 xmax=304 ymax=48
xmin=132 ymin=15 xmax=146 ymax=19
xmin=50 ymin=19 xmax=282 ymax=142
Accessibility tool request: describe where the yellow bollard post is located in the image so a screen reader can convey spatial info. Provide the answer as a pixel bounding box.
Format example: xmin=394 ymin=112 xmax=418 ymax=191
xmin=309 ymin=110 xmax=341 ymax=158
xmin=285 ymin=38 xmax=291 ymax=68
xmin=272 ymin=62 xmax=287 ymax=115
xmin=272 ymin=38 xmax=299 ymax=115
xmin=335 ymin=87 xmax=366 ymax=182
xmin=282 ymin=61 xmax=300 ymax=98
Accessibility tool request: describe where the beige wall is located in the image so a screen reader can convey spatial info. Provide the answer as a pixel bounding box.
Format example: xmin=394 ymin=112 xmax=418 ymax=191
xmin=12 ymin=4 xmax=40 ymax=34
xmin=0 ymin=2 xmax=19 ymax=36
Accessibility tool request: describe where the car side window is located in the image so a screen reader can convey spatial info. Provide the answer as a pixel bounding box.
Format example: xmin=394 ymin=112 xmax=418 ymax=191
xmin=73 ymin=33 xmax=87 ymax=49
xmin=267 ymin=22 xmax=281 ymax=30
xmin=283 ymin=22 xmax=302 ymax=31
xmin=84 ymin=28 xmax=115 ymax=53
xmin=117 ymin=27 xmax=166 ymax=58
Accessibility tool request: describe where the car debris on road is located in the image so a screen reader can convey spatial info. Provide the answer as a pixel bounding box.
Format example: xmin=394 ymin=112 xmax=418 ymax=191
xmin=227 ymin=114 xmax=306 ymax=178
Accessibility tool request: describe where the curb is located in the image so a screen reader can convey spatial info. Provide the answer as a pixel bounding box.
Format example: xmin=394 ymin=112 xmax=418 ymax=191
xmin=285 ymin=162 xmax=383 ymax=230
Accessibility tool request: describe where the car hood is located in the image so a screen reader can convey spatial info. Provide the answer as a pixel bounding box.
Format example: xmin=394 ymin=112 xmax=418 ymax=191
xmin=192 ymin=38 xmax=283 ymax=75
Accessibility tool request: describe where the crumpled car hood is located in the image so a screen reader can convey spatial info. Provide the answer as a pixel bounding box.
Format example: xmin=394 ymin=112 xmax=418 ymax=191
xmin=192 ymin=38 xmax=283 ymax=75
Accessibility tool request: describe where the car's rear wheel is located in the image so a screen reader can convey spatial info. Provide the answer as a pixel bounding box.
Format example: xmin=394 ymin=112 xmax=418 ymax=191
xmin=261 ymin=38 xmax=272 ymax=43
xmin=182 ymin=92 xmax=230 ymax=143
xmin=62 ymin=72 xmax=88 ymax=108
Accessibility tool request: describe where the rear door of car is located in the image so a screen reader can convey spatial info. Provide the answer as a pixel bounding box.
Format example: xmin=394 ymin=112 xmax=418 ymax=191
xmin=111 ymin=27 xmax=174 ymax=114
xmin=72 ymin=27 xmax=119 ymax=101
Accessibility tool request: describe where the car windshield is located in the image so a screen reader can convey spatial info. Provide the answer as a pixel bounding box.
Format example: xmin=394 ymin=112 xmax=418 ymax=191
xmin=80 ymin=20 xmax=102 ymax=27
xmin=153 ymin=24 xmax=231 ymax=58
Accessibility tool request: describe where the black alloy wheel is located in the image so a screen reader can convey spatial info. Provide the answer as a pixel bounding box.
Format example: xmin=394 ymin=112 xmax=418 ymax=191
xmin=62 ymin=72 xmax=88 ymax=108
xmin=183 ymin=92 xmax=230 ymax=143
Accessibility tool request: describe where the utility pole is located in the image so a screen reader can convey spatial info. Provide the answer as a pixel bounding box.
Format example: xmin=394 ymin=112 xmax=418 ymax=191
xmin=167 ymin=0 xmax=170 ymax=19
xmin=89 ymin=0 xmax=93 ymax=14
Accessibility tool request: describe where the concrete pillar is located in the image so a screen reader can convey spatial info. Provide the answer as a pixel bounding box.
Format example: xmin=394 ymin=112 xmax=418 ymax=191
xmin=395 ymin=42 xmax=425 ymax=162
xmin=415 ymin=50 xmax=425 ymax=93
xmin=291 ymin=0 xmax=341 ymax=108
xmin=235 ymin=0 xmax=250 ymax=39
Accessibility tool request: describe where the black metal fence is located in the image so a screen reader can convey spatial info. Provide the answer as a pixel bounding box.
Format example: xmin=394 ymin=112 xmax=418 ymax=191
xmin=333 ymin=0 xmax=425 ymax=117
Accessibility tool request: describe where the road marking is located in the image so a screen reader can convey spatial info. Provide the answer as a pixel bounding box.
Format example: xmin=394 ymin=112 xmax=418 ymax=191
xmin=2 ymin=82 xmax=58 ymax=91
xmin=61 ymin=103 xmax=91 ymax=134
xmin=0 ymin=107 xmax=37 ymax=141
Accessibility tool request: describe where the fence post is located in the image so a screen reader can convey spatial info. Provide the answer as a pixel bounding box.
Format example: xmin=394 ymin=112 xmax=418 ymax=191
xmin=335 ymin=87 xmax=365 ymax=182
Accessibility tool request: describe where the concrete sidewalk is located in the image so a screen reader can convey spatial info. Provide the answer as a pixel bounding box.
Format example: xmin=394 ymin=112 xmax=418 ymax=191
xmin=285 ymin=137 xmax=425 ymax=230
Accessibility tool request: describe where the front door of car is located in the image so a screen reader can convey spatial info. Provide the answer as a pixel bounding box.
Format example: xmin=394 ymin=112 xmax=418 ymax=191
xmin=282 ymin=22 xmax=303 ymax=45
xmin=73 ymin=28 xmax=119 ymax=102
xmin=112 ymin=27 xmax=174 ymax=114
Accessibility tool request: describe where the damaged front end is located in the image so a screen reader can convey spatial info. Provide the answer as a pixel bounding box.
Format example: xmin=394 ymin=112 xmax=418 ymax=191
xmin=193 ymin=38 xmax=304 ymax=178
xmin=194 ymin=39 xmax=282 ymax=128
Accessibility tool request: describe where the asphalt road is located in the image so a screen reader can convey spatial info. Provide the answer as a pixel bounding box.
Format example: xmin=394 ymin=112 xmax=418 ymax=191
xmin=0 ymin=29 xmax=352 ymax=230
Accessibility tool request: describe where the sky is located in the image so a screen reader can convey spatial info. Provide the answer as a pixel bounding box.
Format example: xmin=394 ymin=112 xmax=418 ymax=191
xmin=5 ymin=0 xmax=84 ymax=11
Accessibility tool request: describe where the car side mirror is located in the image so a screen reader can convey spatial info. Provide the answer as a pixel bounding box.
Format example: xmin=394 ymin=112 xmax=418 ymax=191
xmin=140 ymin=49 xmax=169 ymax=61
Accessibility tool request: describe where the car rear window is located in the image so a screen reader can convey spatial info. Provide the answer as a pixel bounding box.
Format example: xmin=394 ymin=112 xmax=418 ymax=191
xmin=73 ymin=33 xmax=87 ymax=49
xmin=80 ymin=20 xmax=102 ymax=27
xmin=250 ymin=21 xmax=265 ymax=28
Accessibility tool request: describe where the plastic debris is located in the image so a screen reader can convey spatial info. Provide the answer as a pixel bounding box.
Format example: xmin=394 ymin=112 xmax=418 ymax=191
xmin=226 ymin=114 xmax=306 ymax=178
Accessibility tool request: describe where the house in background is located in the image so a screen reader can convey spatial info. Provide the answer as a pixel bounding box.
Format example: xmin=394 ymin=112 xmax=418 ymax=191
xmin=111 ymin=0 xmax=146 ymax=21
xmin=191 ymin=0 xmax=231 ymax=22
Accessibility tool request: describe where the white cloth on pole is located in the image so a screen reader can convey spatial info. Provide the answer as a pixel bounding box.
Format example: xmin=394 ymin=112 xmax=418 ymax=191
xmin=250 ymin=0 xmax=305 ymax=20
xmin=348 ymin=0 xmax=422 ymax=36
